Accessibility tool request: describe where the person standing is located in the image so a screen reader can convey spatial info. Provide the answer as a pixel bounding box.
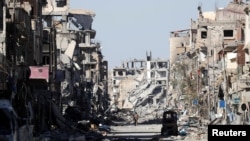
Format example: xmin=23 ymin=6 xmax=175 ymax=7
xmin=133 ymin=112 xmax=139 ymax=126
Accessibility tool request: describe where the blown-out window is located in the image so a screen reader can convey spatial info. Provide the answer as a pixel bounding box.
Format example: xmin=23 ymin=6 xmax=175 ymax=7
xmin=42 ymin=55 xmax=50 ymax=65
xmin=223 ymin=30 xmax=233 ymax=37
xmin=201 ymin=31 xmax=207 ymax=39
xmin=118 ymin=71 xmax=123 ymax=76
xmin=56 ymin=0 xmax=67 ymax=7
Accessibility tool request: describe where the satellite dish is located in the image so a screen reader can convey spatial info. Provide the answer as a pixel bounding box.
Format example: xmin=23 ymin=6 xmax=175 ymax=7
xmin=241 ymin=103 xmax=247 ymax=111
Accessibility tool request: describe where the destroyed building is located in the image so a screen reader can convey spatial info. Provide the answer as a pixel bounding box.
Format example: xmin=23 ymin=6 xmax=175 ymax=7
xmin=169 ymin=0 xmax=250 ymax=125
xmin=109 ymin=52 xmax=169 ymax=123
xmin=0 ymin=0 xmax=110 ymax=140
xmin=1 ymin=0 xmax=250 ymax=140
xmin=107 ymin=1 xmax=250 ymax=127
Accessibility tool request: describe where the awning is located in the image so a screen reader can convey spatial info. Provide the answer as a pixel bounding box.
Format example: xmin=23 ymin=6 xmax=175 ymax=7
xmin=223 ymin=42 xmax=237 ymax=52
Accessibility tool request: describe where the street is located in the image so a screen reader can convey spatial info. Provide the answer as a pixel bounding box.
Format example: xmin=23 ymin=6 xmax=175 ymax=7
xmin=105 ymin=124 xmax=184 ymax=141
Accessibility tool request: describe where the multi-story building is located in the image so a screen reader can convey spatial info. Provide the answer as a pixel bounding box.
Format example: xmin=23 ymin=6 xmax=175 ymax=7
xmin=0 ymin=0 xmax=109 ymax=139
xmin=110 ymin=52 xmax=169 ymax=120
xmin=169 ymin=0 xmax=250 ymax=124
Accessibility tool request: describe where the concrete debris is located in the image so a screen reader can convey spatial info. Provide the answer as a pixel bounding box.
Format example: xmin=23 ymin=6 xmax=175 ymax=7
xmin=110 ymin=52 xmax=169 ymax=125
xmin=1 ymin=0 xmax=250 ymax=140
xmin=0 ymin=0 xmax=110 ymax=140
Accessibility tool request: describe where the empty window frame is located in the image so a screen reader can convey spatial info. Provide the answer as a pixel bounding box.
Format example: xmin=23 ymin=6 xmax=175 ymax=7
xmin=200 ymin=26 xmax=207 ymax=39
xmin=201 ymin=31 xmax=207 ymax=39
xmin=118 ymin=71 xmax=123 ymax=76
xmin=223 ymin=30 xmax=233 ymax=37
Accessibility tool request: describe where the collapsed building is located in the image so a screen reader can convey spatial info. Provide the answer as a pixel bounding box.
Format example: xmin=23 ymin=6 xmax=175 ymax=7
xmin=2 ymin=0 xmax=250 ymax=140
xmin=109 ymin=52 xmax=169 ymax=123
xmin=107 ymin=0 xmax=250 ymax=129
xmin=0 ymin=0 xmax=110 ymax=140
xmin=169 ymin=0 xmax=250 ymax=125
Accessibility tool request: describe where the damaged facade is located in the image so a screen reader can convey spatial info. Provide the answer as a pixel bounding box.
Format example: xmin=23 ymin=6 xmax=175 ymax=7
xmin=108 ymin=0 xmax=250 ymax=128
xmin=0 ymin=0 xmax=110 ymax=140
xmin=110 ymin=52 xmax=169 ymax=123
xmin=2 ymin=0 xmax=250 ymax=140
xmin=169 ymin=0 xmax=250 ymax=125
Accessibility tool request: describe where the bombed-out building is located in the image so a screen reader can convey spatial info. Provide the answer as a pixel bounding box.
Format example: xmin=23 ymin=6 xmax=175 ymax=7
xmin=110 ymin=52 xmax=169 ymax=122
xmin=169 ymin=0 xmax=250 ymax=125
xmin=0 ymin=0 xmax=110 ymax=140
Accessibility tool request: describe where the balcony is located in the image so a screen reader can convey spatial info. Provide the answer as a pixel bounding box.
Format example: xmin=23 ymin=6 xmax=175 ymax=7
xmin=223 ymin=41 xmax=243 ymax=52
xmin=79 ymin=39 xmax=101 ymax=48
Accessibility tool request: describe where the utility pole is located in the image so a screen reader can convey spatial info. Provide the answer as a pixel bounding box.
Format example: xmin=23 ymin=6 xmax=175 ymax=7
xmin=212 ymin=40 xmax=215 ymax=120
xmin=197 ymin=55 xmax=200 ymax=117
xmin=222 ymin=42 xmax=228 ymax=124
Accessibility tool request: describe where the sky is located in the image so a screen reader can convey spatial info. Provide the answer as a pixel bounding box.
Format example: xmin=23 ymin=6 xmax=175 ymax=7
xmin=70 ymin=0 xmax=232 ymax=69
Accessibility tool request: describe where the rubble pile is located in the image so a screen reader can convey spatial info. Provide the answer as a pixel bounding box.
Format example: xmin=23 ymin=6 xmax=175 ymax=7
xmin=0 ymin=0 xmax=111 ymax=140
xmin=110 ymin=54 xmax=169 ymax=125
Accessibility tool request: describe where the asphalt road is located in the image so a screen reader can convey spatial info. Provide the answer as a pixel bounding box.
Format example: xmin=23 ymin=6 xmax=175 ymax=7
xmin=105 ymin=124 xmax=179 ymax=141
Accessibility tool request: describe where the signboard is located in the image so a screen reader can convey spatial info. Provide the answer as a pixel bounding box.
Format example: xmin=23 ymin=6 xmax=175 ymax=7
xmin=29 ymin=66 xmax=49 ymax=80
xmin=232 ymin=94 xmax=240 ymax=104
xmin=193 ymin=99 xmax=198 ymax=105
xmin=241 ymin=103 xmax=247 ymax=111
xmin=219 ymin=100 xmax=225 ymax=108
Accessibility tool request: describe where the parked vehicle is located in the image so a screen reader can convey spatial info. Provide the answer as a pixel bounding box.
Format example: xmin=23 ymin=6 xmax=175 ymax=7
xmin=161 ymin=110 xmax=178 ymax=136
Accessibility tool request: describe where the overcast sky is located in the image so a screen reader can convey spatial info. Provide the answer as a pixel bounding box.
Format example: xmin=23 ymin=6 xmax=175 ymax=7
xmin=70 ymin=0 xmax=232 ymax=69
